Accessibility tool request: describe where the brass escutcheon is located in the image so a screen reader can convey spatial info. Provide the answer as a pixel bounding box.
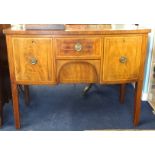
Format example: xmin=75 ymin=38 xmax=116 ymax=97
xmin=30 ymin=57 xmax=38 ymax=65
xmin=74 ymin=42 xmax=82 ymax=52
xmin=119 ymin=56 xmax=127 ymax=63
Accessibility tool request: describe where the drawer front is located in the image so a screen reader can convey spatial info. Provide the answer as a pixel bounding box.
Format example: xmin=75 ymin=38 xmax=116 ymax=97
xmin=57 ymin=60 xmax=100 ymax=83
xmin=102 ymin=36 xmax=142 ymax=82
xmin=12 ymin=37 xmax=55 ymax=82
xmin=54 ymin=37 xmax=101 ymax=58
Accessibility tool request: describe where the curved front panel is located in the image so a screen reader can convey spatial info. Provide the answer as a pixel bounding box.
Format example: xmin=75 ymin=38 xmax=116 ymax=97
xmin=57 ymin=60 xmax=100 ymax=83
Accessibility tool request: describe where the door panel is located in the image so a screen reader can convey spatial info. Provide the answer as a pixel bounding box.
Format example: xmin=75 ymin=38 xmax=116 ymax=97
xmin=102 ymin=36 xmax=142 ymax=82
xmin=12 ymin=37 xmax=55 ymax=83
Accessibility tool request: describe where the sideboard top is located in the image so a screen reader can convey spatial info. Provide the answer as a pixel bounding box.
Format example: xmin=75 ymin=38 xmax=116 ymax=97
xmin=3 ymin=24 xmax=151 ymax=35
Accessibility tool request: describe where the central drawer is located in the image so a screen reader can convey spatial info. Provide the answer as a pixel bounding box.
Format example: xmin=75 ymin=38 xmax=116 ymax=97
xmin=54 ymin=37 xmax=102 ymax=58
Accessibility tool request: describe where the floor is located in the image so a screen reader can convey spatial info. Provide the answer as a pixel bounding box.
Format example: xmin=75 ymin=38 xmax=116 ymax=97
xmin=1 ymin=84 xmax=155 ymax=131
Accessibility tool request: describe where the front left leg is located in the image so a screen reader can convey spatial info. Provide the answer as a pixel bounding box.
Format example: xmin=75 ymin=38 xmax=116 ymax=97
xmin=11 ymin=83 xmax=21 ymax=129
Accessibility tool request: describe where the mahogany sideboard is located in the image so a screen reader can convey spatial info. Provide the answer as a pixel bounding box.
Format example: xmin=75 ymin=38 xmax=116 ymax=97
xmin=3 ymin=24 xmax=151 ymax=129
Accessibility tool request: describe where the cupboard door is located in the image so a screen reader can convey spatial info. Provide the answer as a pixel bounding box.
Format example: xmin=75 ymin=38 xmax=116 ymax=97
xmin=103 ymin=36 xmax=142 ymax=82
xmin=12 ymin=37 xmax=55 ymax=83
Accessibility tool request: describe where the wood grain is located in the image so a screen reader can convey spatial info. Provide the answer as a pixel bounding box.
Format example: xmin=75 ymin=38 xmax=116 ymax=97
xmin=133 ymin=35 xmax=148 ymax=126
xmin=11 ymin=83 xmax=20 ymax=129
xmin=3 ymin=28 xmax=151 ymax=35
xmin=4 ymin=25 xmax=150 ymax=128
xmin=12 ymin=37 xmax=55 ymax=83
xmin=6 ymin=35 xmax=21 ymax=128
xmin=57 ymin=60 xmax=100 ymax=83
xmin=102 ymin=35 xmax=142 ymax=82
xmin=54 ymin=36 xmax=101 ymax=58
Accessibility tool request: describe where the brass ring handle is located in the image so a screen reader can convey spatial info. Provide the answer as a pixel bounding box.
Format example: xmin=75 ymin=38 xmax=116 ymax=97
xmin=30 ymin=57 xmax=38 ymax=65
xmin=119 ymin=56 xmax=127 ymax=63
xmin=74 ymin=42 xmax=82 ymax=52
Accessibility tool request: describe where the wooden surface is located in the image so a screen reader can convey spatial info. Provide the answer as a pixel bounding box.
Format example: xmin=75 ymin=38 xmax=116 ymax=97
xmin=57 ymin=60 xmax=100 ymax=83
xmin=4 ymin=24 xmax=151 ymax=128
xmin=120 ymin=84 xmax=126 ymax=104
xmin=133 ymin=35 xmax=148 ymax=126
xmin=24 ymin=85 xmax=29 ymax=105
xmin=102 ymin=36 xmax=142 ymax=82
xmin=3 ymin=24 xmax=151 ymax=35
xmin=12 ymin=37 xmax=55 ymax=83
xmin=54 ymin=37 xmax=101 ymax=58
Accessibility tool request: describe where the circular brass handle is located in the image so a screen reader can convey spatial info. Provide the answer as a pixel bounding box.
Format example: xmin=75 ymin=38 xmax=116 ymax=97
xmin=119 ymin=56 xmax=127 ymax=63
xmin=30 ymin=57 xmax=37 ymax=65
xmin=74 ymin=42 xmax=82 ymax=52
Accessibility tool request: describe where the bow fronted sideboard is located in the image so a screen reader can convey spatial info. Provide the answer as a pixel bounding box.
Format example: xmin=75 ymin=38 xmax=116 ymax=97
xmin=3 ymin=24 xmax=151 ymax=129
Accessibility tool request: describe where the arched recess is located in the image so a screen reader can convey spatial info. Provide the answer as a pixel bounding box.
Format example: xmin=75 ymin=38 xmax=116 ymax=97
xmin=57 ymin=60 xmax=100 ymax=83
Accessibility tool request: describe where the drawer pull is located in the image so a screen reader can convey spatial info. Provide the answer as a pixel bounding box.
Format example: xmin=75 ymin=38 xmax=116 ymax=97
xmin=119 ymin=56 xmax=127 ymax=63
xmin=30 ymin=57 xmax=38 ymax=65
xmin=74 ymin=42 xmax=82 ymax=52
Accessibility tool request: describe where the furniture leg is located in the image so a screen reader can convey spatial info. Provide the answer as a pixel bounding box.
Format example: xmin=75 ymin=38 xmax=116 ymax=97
xmin=133 ymin=81 xmax=143 ymax=126
xmin=11 ymin=83 xmax=20 ymax=129
xmin=24 ymin=85 xmax=29 ymax=105
xmin=83 ymin=83 xmax=93 ymax=95
xmin=120 ymin=84 xmax=125 ymax=104
xmin=18 ymin=85 xmax=24 ymax=93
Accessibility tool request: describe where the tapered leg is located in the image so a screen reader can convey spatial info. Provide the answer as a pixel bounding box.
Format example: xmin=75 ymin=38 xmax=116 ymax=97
xmin=24 ymin=85 xmax=29 ymax=105
xmin=11 ymin=83 xmax=20 ymax=129
xmin=83 ymin=83 xmax=93 ymax=95
xmin=120 ymin=84 xmax=125 ymax=104
xmin=133 ymin=81 xmax=143 ymax=126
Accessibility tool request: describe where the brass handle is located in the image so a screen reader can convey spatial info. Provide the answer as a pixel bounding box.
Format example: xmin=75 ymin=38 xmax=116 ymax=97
xmin=119 ymin=56 xmax=127 ymax=63
xmin=74 ymin=42 xmax=82 ymax=52
xmin=30 ymin=57 xmax=37 ymax=65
